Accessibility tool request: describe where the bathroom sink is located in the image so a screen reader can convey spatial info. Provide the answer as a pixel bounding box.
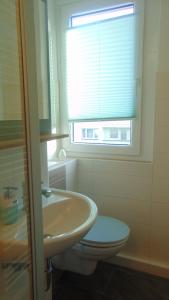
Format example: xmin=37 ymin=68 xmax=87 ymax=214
xmin=43 ymin=189 xmax=98 ymax=257
xmin=0 ymin=189 xmax=98 ymax=261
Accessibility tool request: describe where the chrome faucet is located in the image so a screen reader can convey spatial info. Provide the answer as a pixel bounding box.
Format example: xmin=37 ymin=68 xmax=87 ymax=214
xmin=41 ymin=188 xmax=52 ymax=198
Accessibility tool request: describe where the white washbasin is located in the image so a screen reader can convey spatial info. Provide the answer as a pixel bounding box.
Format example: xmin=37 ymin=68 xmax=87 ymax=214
xmin=43 ymin=189 xmax=98 ymax=257
xmin=0 ymin=189 xmax=98 ymax=261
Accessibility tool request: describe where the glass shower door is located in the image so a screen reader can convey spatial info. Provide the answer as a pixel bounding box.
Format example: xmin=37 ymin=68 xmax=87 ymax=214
xmin=0 ymin=1 xmax=44 ymax=299
xmin=0 ymin=149 xmax=34 ymax=300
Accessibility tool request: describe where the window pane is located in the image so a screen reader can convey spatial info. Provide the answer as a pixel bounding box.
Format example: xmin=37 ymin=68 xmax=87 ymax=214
xmin=72 ymin=120 xmax=131 ymax=145
xmin=71 ymin=4 xmax=134 ymax=27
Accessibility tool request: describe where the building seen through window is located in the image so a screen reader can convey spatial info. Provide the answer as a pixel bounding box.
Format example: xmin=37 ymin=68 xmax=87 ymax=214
xmin=73 ymin=121 xmax=131 ymax=145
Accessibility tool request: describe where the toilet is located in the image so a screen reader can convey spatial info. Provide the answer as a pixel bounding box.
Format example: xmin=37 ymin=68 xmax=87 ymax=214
xmin=52 ymin=215 xmax=130 ymax=275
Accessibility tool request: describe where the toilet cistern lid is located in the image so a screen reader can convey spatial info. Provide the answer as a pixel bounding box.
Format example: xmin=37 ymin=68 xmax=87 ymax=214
xmin=81 ymin=216 xmax=130 ymax=247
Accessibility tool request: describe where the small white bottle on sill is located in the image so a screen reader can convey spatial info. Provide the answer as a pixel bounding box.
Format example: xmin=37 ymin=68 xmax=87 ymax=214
xmin=58 ymin=148 xmax=67 ymax=161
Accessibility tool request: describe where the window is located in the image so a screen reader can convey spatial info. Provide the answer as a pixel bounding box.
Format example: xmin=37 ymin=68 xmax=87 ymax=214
xmin=66 ymin=3 xmax=137 ymax=146
xmin=73 ymin=120 xmax=131 ymax=145
xmin=57 ymin=0 xmax=144 ymax=157
xmin=81 ymin=128 xmax=99 ymax=140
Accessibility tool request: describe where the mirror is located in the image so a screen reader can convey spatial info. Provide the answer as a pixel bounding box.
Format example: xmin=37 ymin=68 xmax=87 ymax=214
xmin=0 ymin=0 xmax=51 ymax=141
xmin=0 ymin=1 xmax=21 ymax=122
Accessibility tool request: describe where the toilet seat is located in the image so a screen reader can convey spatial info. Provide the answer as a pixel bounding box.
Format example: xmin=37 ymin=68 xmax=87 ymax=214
xmin=80 ymin=216 xmax=130 ymax=248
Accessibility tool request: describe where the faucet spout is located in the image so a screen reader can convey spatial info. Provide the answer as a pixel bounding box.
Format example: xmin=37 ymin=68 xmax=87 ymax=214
xmin=41 ymin=188 xmax=52 ymax=198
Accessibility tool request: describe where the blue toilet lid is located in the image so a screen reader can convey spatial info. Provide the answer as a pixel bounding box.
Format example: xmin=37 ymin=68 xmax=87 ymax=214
xmin=81 ymin=216 xmax=130 ymax=247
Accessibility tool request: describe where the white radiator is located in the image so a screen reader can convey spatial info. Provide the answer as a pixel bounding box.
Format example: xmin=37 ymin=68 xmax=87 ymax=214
xmin=48 ymin=159 xmax=77 ymax=191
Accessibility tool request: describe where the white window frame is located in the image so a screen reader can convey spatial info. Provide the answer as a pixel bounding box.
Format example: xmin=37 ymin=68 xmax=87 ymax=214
xmin=55 ymin=0 xmax=150 ymax=159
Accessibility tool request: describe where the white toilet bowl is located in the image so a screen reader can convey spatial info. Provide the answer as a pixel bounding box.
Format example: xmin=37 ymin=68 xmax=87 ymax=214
xmin=52 ymin=216 xmax=130 ymax=275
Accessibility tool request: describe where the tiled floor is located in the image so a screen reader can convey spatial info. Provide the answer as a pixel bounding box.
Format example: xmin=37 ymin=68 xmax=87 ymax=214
xmin=52 ymin=262 xmax=169 ymax=300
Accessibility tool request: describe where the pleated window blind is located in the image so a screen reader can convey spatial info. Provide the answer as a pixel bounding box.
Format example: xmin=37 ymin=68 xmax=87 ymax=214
xmin=66 ymin=4 xmax=136 ymax=122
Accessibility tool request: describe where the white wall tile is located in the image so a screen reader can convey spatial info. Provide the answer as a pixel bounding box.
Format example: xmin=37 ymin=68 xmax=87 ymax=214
xmin=155 ymin=98 xmax=169 ymax=127
xmin=77 ymin=171 xmax=94 ymax=198
xmin=144 ymin=0 xmax=161 ymax=52
xmin=153 ymin=154 xmax=169 ymax=179
xmin=93 ymin=173 xmax=152 ymax=202
xmin=121 ymin=223 xmax=150 ymax=261
xmin=149 ymin=225 xmax=169 ymax=268
xmin=93 ymin=159 xmax=152 ymax=178
xmin=93 ymin=195 xmax=151 ymax=227
xmin=66 ymin=159 xmax=78 ymax=191
xmin=92 ymin=195 xmax=128 ymax=220
xmin=154 ymin=126 xmax=169 ymax=154
xmin=152 ymin=177 xmax=169 ymax=204
xmin=77 ymin=158 xmax=94 ymax=173
xmin=156 ymin=72 xmax=169 ymax=98
xmin=151 ymin=203 xmax=169 ymax=228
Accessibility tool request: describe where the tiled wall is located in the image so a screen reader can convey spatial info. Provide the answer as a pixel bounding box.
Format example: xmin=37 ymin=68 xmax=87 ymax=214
xmin=76 ymin=0 xmax=169 ymax=276
xmin=150 ymin=73 xmax=169 ymax=270
xmin=150 ymin=72 xmax=169 ymax=270
xmin=77 ymin=159 xmax=154 ymax=264
xmin=149 ymin=0 xmax=169 ymax=271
